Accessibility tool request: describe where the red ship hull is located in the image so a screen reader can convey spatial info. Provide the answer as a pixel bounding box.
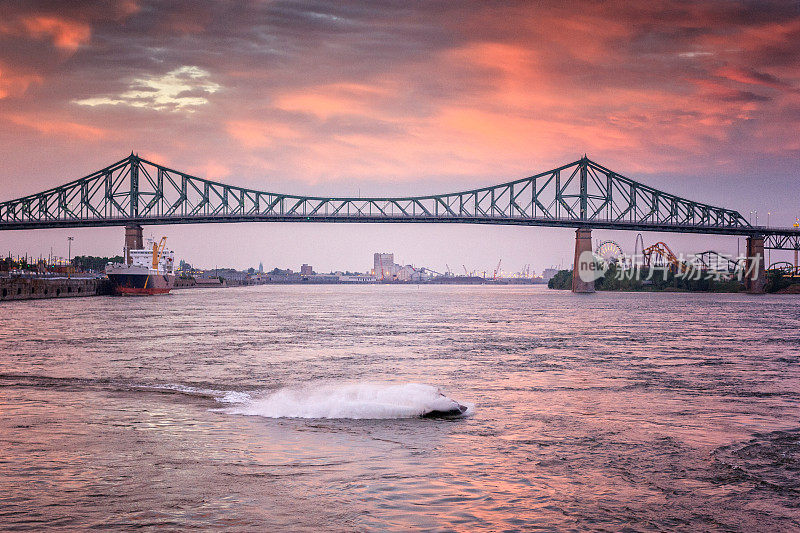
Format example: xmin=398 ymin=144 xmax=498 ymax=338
xmin=108 ymin=272 xmax=175 ymax=296
xmin=117 ymin=287 xmax=171 ymax=296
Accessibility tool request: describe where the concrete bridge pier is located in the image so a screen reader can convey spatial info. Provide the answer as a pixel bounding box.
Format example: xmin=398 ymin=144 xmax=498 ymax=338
xmin=572 ymin=228 xmax=595 ymax=293
xmin=744 ymin=235 xmax=766 ymax=294
xmin=124 ymin=224 xmax=143 ymax=265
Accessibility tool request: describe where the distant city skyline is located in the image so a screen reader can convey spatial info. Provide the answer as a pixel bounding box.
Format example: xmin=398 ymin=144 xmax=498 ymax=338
xmin=2 ymin=224 xmax=773 ymax=279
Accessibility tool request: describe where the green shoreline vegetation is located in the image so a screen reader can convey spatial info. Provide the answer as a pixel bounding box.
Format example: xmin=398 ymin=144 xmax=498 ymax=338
xmin=547 ymin=264 xmax=798 ymax=294
xmin=1 ymin=255 xmax=123 ymax=273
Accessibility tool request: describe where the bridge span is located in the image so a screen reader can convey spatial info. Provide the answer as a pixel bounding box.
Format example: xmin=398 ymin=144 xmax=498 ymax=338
xmin=1 ymin=153 xmax=798 ymax=293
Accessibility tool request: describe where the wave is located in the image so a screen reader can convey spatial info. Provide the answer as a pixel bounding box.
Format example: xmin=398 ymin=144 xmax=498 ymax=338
xmin=0 ymin=373 xmax=249 ymax=403
xmin=711 ymin=428 xmax=800 ymax=492
xmin=138 ymin=382 xmax=252 ymax=404
xmin=218 ymin=381 xmax=472 ymax=420
xmin=0 ymin=374 xmax=472 ymax=420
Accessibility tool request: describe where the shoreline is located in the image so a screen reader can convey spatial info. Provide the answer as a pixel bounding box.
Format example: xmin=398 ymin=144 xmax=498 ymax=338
xmin=5 ymin=276 xmax=796 ymax=302
xmin=0 ymin=276 xmax=547 ymax=302
xmin=547 ymin=284 xmax=800 ymax=294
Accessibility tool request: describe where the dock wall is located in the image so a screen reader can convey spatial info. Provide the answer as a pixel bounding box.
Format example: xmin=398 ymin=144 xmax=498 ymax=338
xmin=0 ymin=277 xmax=110 ymax=302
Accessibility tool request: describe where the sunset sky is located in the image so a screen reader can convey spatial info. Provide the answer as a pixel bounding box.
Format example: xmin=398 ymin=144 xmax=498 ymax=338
xmin=1 ymin=0 xmax=798 ymax=273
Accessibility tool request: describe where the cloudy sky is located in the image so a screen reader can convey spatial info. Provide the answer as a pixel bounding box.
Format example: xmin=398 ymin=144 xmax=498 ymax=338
xmin=1 ymin=0 xmax=798 ymax=273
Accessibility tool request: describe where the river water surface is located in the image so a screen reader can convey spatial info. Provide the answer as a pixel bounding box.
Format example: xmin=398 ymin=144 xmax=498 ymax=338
xmin=1 ymin=285 xmax=799 ymax=531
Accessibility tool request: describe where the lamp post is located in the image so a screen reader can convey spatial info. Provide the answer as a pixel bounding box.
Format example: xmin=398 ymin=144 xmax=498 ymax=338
xmin=67 ymin=236 xmax=74 ymax=278
xmin=767 ymin=212 xmax=771 ymax=267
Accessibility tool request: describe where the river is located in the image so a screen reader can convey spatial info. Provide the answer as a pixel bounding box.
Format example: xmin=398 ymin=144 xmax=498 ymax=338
xmin=1 ymin=285 xmax=798 ymax=530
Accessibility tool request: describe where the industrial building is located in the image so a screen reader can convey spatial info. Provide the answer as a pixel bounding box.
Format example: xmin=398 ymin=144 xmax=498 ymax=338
xmin=373 ymin=253 xmax=400 ymax=280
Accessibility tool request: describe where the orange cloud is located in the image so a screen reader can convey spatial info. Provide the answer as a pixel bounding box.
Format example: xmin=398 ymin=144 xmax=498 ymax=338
xmin=275 ymin=93 xmax=363 ymax=119
xmin=226 ymin=120 xmax=301 ymax=149
xmin=274 ymin=83 xmax=390 ymax=119
xmin=0 ymin=64 xmax=42 ymax=99
xmin=115 ymin=1 xmax=141 ymax=20
xmin=157 ymin=8 xmax=210 ymax=35
xmin=23 ymin=15 xmax=91 ymax=51
xmin=714 ymin=66 xmax=797 ymax=92
xmin=138 ymin=151 xmax=171 ymax=165
xmin=5 ymin=114 xmax=107 ymax=140
xmin=0 ymin=15 xmax=91 ymax=53
xmin=186 ymin=160 xmax=230 ymax=180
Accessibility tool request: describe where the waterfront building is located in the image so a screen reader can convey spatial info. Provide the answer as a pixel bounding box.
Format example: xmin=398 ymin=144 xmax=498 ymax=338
xmin=373 ymin=252 xmax=400 ymax=280
xmin=542 ymin=268 xmax=560 ymax=282
xmin=397 ymin=265 xmax=416 ymax=282
xmin=339 ymin=274 xmax=377 ymax=283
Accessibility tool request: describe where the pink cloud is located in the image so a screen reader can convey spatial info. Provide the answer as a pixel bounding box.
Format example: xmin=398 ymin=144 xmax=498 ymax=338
xmin=0 ymin=63 xmax=42 ymax=99
xmin=226 ymin=120 xmax=302 ymax=149
xmin=5 ymin=113 xmax=107 ymax=140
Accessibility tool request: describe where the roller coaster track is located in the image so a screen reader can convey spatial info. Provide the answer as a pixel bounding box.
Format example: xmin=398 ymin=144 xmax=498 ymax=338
xmin=768 ymin=262 xmax=800 ymax=278
xmin=642 ymin=241 xmax=687 ymax=273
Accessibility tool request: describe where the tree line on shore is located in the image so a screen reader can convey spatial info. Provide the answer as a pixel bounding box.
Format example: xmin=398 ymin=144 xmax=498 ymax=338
xmin=547 ymin=263 xmax=794 ymax=293
xmin=1 ymin=255 xmax=124 ymax=273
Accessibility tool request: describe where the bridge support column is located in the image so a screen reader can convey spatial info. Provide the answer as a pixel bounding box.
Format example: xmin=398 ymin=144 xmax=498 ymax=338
xmin=124 ymin=224 xmax=143 ymax=265
xmin=572 ymin=228 xmax=595 ymax=293
xmin=744 ymin=235 xmax=766 ymax=294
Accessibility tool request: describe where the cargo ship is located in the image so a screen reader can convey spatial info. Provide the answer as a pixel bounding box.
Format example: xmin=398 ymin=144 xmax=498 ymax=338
xmin=105 ymin=237 xmax=175 ymax=295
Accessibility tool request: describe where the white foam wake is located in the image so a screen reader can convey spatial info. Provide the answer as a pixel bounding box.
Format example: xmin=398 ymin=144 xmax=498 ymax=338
xmin=140 ymin=383 xmax=251 ymax=404
xmin=220 ymin=382 xmax=471 ymax=420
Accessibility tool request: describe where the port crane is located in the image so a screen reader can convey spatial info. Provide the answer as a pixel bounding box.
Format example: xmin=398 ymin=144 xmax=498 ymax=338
xmin=493 ymin=259 xmax=502 ymax=280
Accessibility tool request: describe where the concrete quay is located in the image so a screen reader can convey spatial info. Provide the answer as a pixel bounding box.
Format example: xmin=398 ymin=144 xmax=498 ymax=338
xmin=0 ymin=277 xmax=110 ymax=302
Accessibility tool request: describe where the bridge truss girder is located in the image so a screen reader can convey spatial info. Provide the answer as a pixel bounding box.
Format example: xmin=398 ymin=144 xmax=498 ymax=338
xmin=764 ymin=233 xmax=800 ymax=251
xmin=0 ymin=154 xmax=790 ymax=239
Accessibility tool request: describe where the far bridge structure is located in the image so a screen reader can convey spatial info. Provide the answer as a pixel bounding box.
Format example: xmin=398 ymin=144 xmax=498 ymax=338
xmin=1 ymin=153 xmax=798 ymax=293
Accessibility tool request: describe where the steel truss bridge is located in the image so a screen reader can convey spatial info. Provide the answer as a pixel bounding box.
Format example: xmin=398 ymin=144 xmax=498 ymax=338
xmin=0 ymin=153 xmax=798 ymax=249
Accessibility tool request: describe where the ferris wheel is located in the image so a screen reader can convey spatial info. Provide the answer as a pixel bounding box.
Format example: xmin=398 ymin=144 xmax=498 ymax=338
xmin=595 ymin=240 xmax=624 ymax=263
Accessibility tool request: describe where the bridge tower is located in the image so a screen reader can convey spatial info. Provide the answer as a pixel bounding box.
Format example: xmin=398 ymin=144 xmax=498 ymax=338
xmin=124 ymin=224 xmax=143 ymax=265
xmin=572 ymin=228 xmax=595 ymax=293
xmin=744 ymin=235 xmax=766 ymax=294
